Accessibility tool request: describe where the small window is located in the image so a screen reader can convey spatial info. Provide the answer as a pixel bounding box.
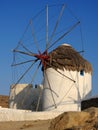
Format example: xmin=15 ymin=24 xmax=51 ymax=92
xmin=80 ymin=69 xmax=84 ymax=76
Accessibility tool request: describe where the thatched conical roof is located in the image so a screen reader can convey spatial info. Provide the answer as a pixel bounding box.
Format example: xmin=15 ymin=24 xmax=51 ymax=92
xmin=46 ymin=44 xmax=92 ymax=74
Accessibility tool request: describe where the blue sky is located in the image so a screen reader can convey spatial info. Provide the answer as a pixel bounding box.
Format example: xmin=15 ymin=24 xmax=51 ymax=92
xmin=0 ymin=0 xmax=98 ymax=95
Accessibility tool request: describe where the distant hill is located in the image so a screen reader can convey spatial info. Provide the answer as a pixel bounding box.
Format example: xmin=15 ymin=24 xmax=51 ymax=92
xmin=0 ymin=95 xmax=9 ymax=108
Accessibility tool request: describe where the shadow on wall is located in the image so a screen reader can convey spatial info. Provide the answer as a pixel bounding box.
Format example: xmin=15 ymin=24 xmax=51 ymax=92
xmin=9 ymin=84 xmax=42 ymax=111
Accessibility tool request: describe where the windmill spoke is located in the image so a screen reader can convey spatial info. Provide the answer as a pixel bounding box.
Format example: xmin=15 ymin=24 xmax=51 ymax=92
xmin=32 ymin=62 xmax=42 ymax=111
xmin=13 ymin=59 xmax=38 ymax=88
xmin=44 ymin=70 xmax=57 ymax=108
xmin=48 ymin=4 xmax=65 ymax=47
xmin=29 ymin=61 xmax=41 ymax=111
xmin=36 ymin=88 xmax=42 ymax=111
xmin=44 ymin=87 xmax=59 ymax=97
xmin=13 ymin=49 xmax=36 ymax=57
xmin=48 ymin=21 xmax=80 ymax=50
xmin=30 ymin=61 xmax=41 ymax=84
xmin=58 ymin=83 xmax=75 ymax=105
xmin=45 ymin=61 xmax=76 ymax=83
xmin=46 ymin=4 xmax=48 ymax=50
xmin=30 ymin=19 xmax=41 ymax=53
xmin=11 ymin=59 xmax=36 ymax=67
xmin=55 ymin=69 xmax=76 ymax=83
xmin=19 ymin=41 xmax=34 ymax=54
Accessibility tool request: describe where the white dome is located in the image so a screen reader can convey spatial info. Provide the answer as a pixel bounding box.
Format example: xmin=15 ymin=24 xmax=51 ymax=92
xmin=62 ymin=43 xmax=71 ymax=46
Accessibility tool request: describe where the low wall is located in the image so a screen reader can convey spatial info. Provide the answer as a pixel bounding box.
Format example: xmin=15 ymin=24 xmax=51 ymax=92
xmin=81 ymin=96 xmax=98 ymax=110
xmin=0 ymin=108 xmax=62 ymax=121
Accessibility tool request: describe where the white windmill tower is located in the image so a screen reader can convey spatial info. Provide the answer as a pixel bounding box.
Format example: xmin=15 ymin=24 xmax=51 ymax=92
xmin=42 ymin=43 xmax=92 ymax=111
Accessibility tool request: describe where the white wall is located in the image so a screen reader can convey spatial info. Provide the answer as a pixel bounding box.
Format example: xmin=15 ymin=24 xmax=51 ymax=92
xmin=42 ymin=68 xmax=92 ymax=111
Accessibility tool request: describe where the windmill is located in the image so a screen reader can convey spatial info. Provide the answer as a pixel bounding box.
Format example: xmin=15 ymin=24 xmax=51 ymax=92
xmin=10 ymin=4 xmax=92 ymax=111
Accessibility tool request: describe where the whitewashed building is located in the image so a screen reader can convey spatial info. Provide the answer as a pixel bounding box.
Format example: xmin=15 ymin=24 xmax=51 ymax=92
xmin=9 ymin=84 xmax=42 ymax=111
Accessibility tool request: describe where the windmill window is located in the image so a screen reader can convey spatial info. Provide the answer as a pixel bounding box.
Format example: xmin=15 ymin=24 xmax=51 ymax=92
xmin=80 ymin=70 xmax=84 ymax=76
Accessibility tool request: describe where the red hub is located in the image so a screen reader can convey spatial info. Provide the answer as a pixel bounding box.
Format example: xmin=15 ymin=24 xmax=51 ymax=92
xmin=35 ymin=51 xmax=50 ymax=68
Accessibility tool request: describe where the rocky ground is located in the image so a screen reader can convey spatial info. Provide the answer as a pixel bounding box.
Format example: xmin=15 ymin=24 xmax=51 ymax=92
xmin=49 ymin=107 xmax=98 ymax=130
xmin=0 ymin=95 xmax=98 ymax=130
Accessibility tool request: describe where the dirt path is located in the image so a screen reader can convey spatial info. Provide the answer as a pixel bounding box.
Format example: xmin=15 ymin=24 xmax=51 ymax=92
xmin=0 ymin=120 xmax=51 ymax=130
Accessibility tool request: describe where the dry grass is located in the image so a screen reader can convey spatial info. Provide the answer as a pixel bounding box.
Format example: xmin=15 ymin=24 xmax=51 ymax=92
xmin=0 ymin=95 xmax=9 ymax=108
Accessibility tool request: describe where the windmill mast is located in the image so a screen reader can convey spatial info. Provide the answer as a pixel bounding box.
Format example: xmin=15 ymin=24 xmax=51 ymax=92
xmin=46 ymin=4 xmax=48 ymax=50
